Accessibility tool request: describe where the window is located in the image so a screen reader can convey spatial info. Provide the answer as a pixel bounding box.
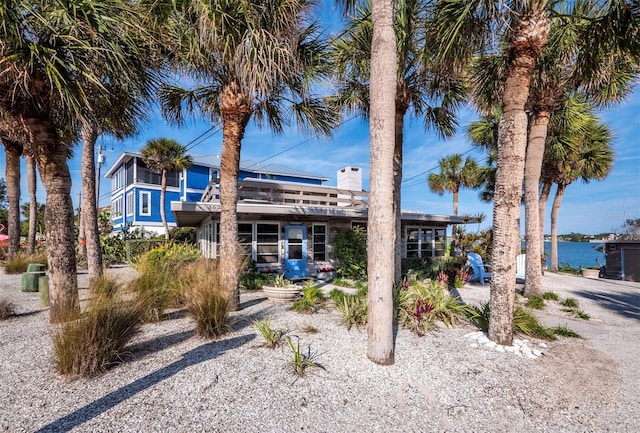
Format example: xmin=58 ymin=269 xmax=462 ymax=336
xmin=135 ymin=160 xmax=179 ymax=187
xmin=126 ymin=193 xmax=134 ymax=216
xmin=312 ymin=224 xmax=327 ymax=261
xmin=139 ymin=191 xmax=151 ymax=216
xmin=256 ymin=223 xmax=279 ymax=264
xmin=111 ymin=167 xmax=124 ymax=191
xmin=111 ymin=197 xmax=122 ymax=219
xmin=238 ymin=223 xmax=253 ymax=257
xmin=405 ymin=227 xmax=446 ymax=258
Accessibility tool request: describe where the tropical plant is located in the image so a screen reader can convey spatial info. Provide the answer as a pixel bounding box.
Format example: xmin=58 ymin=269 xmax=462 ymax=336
xmin=292 ymin=280 xmax=326 ymax=313
xmin=157 ymin=0 xmax=334 ymax=311
xmin=560 ymin=298 xmax=580 ymax=309
xmin=330 ymin=0 xmax=465 ymax=282
xmin=334 ymin=294 xmax=368 ymax=330
xmin=428 ymin=154 xmax=482 ymax=244
xmin=286 ymin=336 xmax=319 ymax=376
xmin=141 ymin=138 xmax=192 ymax=240
xmin=542 ymin=291 xmax=559 ymax=301
xmin=0 ymin=0 xmax=155 ymax=323
xmin=253 ymin=317 xmax=285 ymax=349
xmin=552 ymin=325 xmax=581 ymax=338
xmin=525 ymin=296 xmax=546 ymax=310
xmin=273 ymin=274 xmax=293 ymax=288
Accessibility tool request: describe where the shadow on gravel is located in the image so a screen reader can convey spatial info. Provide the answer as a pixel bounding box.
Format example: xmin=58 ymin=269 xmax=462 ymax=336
xmin=572 ymin=290 xmax=640 ymax=322
xmin=125 ymin=329 xmax=194 ymax=363
xmin=239 ymin=296 xmax=268 ymax=309
xmin=34 ymin=333 xmax=256 ymax=433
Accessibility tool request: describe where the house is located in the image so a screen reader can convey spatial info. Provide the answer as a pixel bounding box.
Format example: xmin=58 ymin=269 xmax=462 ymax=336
xmin=170 ymin=165 xmax=469 ymax=280
xmin=104 ymin=152 xmax=329 ymax=235
xmin=601 ymin=240 xmax=640 ymax=282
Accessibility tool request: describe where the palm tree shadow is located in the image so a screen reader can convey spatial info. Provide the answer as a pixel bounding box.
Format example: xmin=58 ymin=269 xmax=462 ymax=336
xmin=571 ymin=289 xmax=640 ymax=322
xmin=34 ymin=333 xmax=255 ymax=433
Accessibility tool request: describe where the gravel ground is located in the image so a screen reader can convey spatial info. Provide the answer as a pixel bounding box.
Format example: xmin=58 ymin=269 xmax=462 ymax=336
xmin=1 ymin=266 xmax=639 ymax=432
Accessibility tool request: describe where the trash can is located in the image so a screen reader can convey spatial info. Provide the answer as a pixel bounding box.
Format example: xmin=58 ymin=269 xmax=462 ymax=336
xmin=39 ymin=275 xmax=50 ymax=307
xmin=21 ymin=263 xmax=47 ymax=292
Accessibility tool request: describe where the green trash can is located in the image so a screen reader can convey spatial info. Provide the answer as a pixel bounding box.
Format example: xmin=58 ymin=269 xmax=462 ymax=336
xmin=22 ymin=263 xmax=47 ymax=292
xmin=39 ymin=275 xmax=50 ymax=307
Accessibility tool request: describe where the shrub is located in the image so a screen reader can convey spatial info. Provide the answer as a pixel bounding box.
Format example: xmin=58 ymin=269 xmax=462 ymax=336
xmin=53 ymin=296 xmax=143 ymax=377
xmin=253 ymin=317 xmax=285 ymax=348
xmin=179 ymin=260 xmax=230 ymax=339
xmin=468 ymin=302 xmax=491 ymax=332
xmin=334 ymin=294 xmax=367 ymax=330
xmin=332 ymin=227 xmax=367 ymax=280
xmin=292 ymin=281 xmax=325 ymax=313
xmin=169 ymin=227 xmax=196 ymax=244
xmin=90 ymin=275 xmax=120 ymax=299
xmin=101 ymin=235 xmax=127 ymax=266
xmin=525 ymin=296 xmax=545 ymax=310
xmin=3 ymin=252 xmax=48 ymax=274
xmin=513 ymin=307 xmax=557 ymax=340
xmin=542 ymin=291 xmax=559 ymax=301
xmin=240 ymin=260 xmax=275 ymax=290
xmin=560 ymin=298 xmax=579 ymax=309
xmin=0 ymin=298 xmax=16 ymax=320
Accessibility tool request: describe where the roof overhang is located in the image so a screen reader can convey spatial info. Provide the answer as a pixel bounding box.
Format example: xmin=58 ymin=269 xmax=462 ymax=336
xmin=172 ymin=201 xmax=475 ymax=227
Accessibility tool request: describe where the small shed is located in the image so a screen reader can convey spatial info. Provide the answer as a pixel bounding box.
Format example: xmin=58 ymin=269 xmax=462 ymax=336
xmin=603 ymin=240 xmax=640 ymax=282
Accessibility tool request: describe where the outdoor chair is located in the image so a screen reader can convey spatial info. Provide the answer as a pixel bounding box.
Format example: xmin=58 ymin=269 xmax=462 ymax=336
xmin=516 ymin=254 xmax=526 ymax=282
xmin=467 ymin=253 xmax=492 ymax=286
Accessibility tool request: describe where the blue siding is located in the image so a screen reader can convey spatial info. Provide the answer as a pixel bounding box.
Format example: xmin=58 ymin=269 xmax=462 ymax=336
xmin=238 ymin=170 xmax=322 ymax=185
xmin=186 ymin=192 xmax=203 ymax=202
xmin=187 ymin=165 xmax=211 ymax=189
xmin=135 ymin=187 xmax=181 ymax=224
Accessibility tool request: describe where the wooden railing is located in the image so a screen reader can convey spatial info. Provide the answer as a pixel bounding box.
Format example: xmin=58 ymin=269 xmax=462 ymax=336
xmin=200 ymin=178 xmax=368 ymax=208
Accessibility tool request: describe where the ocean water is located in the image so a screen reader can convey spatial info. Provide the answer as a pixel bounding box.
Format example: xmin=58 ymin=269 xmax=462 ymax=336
xmin=522 ymin=241 xmax=605 ymax=270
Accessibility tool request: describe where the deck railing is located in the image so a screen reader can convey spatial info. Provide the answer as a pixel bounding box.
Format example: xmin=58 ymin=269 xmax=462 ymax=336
xmin=200 ymin=178 xmax=368 ymax=208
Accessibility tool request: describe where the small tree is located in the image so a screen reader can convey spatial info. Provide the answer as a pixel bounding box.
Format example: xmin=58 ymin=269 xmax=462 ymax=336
xmin=333 ymin=227 xmax=368 ymax=281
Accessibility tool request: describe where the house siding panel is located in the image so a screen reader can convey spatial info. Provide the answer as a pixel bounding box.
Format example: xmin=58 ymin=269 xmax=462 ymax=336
xmin=187 ymin=165 xmax=210 ymax=190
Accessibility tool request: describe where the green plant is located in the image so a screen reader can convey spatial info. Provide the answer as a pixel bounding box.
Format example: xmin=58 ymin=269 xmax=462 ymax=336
xmin=513 ymin=307 xmax=557 ymax=340
xmin=0 ymin=298 xmax=16 ymax=320
xmin=560 ymin=298 xmax=579 ymax=308
xmin=525 ymin=296 xmax=546 ymax=310
xmin=240 ymin=261 xmax=276 ymax=290
xmin=332 ymin=227 xmax=367 ymax=280
xmin=273 ymin=273 xmax=292 ymax=287
xmin=468 ymin=302 xmax=491 ymax=332
xmin=558 ymin=263 xmax=580 ymax=275
xmin=53 ymin=296 xmax=143 ymax=377
xmin=253 ymin=317 xmax=285 ymax=348
xmin=574 ymin=310 xmax=590 ymax=320
xmin=542 ymin=291 xmax=559 ymax=301
xmin=286 ymin=336 xmax=319 ymax=376
xmin=180 ymin=260 xmax=231 ymax=338
xmin=334 ymin=295 xmax=367 ymax=330
xmin=90 ymin=275 xmax=120 ymax=299
xmin=552 ymin=325 xmax=582 ymax=338
xmin=292 ymin=281 xmax=325 ymax=313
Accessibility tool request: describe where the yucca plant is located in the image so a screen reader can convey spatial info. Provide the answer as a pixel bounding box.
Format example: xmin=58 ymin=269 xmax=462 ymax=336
xmin=53 ymin=297 xmax=143 ymax=377
xmin=553 ymin=325 xmax=581 ymax=338
xmin=334 ymin=295 xmax=367 ymax=330
xmin=513 ymin=307 xmax=557 ymax=341
xmin=286 ymin=336 xmax=319 ymax=376
xmin=253 ymin=317 xmax=285 ymax=348
xmin=525 ymin=296 xmax=546 ymax=310
xmin=0 ymin=298 xmax=16 ymax=320
xmin=180 ymin=260 xmax=231 ymax=339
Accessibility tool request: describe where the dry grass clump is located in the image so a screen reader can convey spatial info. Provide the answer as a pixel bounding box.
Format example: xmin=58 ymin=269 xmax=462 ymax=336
xmin=3 ymin=252 xmax=48 ymax=274
xmin=0 ymin=298 xmax=16 ymax=320
xmin=53 ymin=277 xmax=143 ymax=377
xmin=179 ymin=259 xmax=231 ymax=339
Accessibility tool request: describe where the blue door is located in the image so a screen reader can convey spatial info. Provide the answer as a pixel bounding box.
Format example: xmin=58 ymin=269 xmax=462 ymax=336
xmin=284 ymin=225 xmax=307 ymax=279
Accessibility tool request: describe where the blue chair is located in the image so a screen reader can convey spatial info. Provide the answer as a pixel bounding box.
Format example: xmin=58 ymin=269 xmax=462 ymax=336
xmin=467 ymin=253 xmax=492 ymax=285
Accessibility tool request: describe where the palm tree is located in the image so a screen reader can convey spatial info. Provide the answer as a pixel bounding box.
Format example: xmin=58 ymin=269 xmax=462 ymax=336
xmin=428 ymin=154 xmax=481 ymax=246
xmin=548 ymin=113 xmax=613 ymax=271
xmin=330 ymin=0 xmax=465 ymax=281
xmin=0 ymin=0 xmax=155 ymax=322
xmin=431 ymin=0 xmax=639 ymax=344
xmin=158 ymin=0 xmax=334 ymax=311
xmin=141 ymin=138 xmax=192 ymax=240
xmin=2 ymin=140 xmax=22 ymax=257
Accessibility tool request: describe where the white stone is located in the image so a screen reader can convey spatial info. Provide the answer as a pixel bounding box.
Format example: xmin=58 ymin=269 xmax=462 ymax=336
xmin=538 ymin=342 xmax=548 ymax=348
xmin=495 ymin=345 xmax=505 ymax=353
xmin=532 ymin=349 xmax=543 ymax=357
xmin=486 ymin=341 xmax=497 ymax=349
xmin=470 ymin=343 xmax=479 ymax=348
xmin=478 ymin=335 xmax=490 ymax=345
xmin=521 ymin=346 xmax=532 ymax=355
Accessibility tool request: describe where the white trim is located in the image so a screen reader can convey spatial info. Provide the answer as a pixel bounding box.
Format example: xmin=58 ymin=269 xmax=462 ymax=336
xmin=139 ymin=191 xmax=151 ymax=216
xmin=126 ymin=192 xmax=134 ymax=216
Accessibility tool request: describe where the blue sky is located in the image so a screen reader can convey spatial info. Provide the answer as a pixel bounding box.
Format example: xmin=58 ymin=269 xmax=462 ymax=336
xmin=3 ymin=89 xmax=637 ymax=236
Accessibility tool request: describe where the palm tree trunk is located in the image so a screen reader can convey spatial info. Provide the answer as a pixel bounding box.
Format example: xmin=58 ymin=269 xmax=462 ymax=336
xmin=393 ymin=94 xmax=409 ymax=283
xmin=451 ymin=188 xmax=459 ymax=248
xmin=523 ymin=110 xmax=550 ymax=297
xmin=550 ymin=182 xmax=566 ymax=272
xmin=26 ymin=119 xmax=79 ymax=323
xmin=80 ymin=122 xmax=103 ymax=285
xmin=161 ymin=168 xmax=169 ymax=240
xmin=26 ymin=154 xmax=37 ymax=254
xmin=488 ymin=9 xmax=550 ymax=346
xmin=4 ymin=142 xmax=22 ymax=257
xmin=538 ymin=180 xmax=552 ymax=272
xmin=367 ymin=0 xmax=397 ymax=366
xmin=219 ymin=83 xmax=252 ymax=311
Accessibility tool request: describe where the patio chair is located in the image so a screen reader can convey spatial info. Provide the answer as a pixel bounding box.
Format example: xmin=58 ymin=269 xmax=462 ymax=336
xmin=516 ymin=254 xmax=526 ymax=282
xmin=467 ymin=253 xmax=492 ymax=286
